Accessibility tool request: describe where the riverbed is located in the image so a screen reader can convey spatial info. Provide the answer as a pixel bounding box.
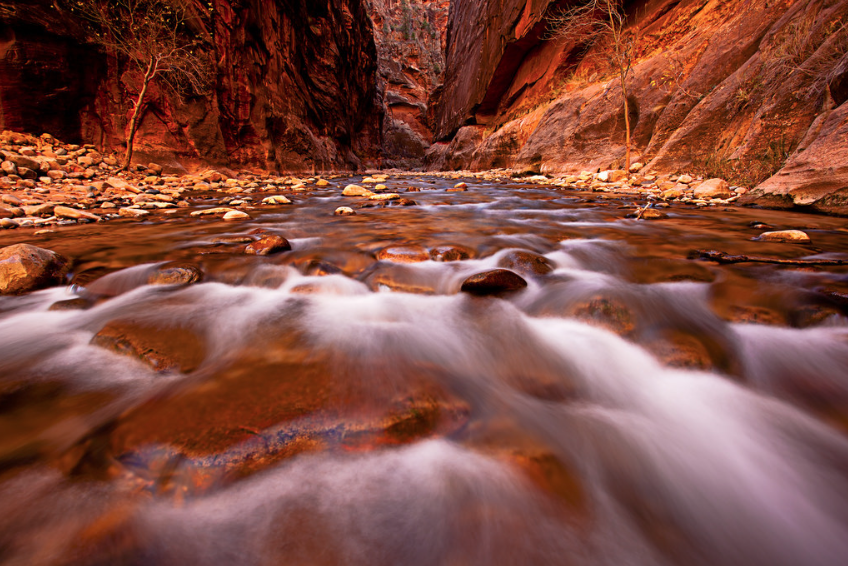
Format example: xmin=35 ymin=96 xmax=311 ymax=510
xmin=1 ymin=175 xmax=847 ymax=566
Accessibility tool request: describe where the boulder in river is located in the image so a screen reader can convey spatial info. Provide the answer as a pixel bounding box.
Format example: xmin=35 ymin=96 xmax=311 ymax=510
xmin=460 ymin=269 xmax=527 ymax=296
xmin=758 ymin=229 xmax=811 ymax=243
xmin=91 ymin=319 xmax=206 ymax=373
xmin=148 ymin=263 xmax=204 ymax=286
xmin=430 ymin=245 xmax=473 ymax=262
xmin=245 ymin=235 xmax=291 ymax=256
xmin=0 ymin=244 xmax=69 ymax=294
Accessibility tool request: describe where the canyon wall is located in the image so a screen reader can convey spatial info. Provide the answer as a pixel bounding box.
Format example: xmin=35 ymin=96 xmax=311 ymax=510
xmin=0 ymin=0 xmax=382 ymax=172
xmin=368 ymin=0 xmax=449 ymax=168
xmin=431 ymin=0 xmax=848 ymax=213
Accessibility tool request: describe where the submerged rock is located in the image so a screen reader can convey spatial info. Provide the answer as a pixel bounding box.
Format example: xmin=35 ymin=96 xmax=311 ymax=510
xmin=497 ymin=250 xmax=554 ymax=276
xmin=91 ymin=319 xmax=206 ymax=373
xmin=377 ymin=245 xmax=430 ymax=263
xmin=148 ymin=263 xmax=204 ymax=286
xmin=460 ymin=269 xmax=527 ymax=296
xmin=0 ymin=243 xmax=69 ymax=294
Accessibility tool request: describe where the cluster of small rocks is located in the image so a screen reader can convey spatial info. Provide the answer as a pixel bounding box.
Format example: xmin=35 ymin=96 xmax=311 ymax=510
xmin=0 ymin=130 xmax=336 ymax=231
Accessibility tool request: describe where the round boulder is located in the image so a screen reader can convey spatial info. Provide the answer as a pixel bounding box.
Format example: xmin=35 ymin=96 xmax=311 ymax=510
xmin=0 ymin=244 xmax=69 ymax=294
xmin=497 ymin=250 xmax=555 ymax=276
xmin=460 ymin=269 xmax=527 ymax=296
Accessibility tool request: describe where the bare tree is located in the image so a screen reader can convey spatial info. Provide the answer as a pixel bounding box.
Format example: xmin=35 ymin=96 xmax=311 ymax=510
xmin=57 ymin=0 xmax=213 ymax=169
xmin=548 ymin=0 xmax=637 ymax=171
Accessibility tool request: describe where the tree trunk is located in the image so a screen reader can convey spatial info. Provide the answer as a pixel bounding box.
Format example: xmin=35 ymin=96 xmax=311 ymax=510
xmin=122 ymin=58 xmax=156 ymax=171
xmin=621 ymin=76 xmax=631 ymax=172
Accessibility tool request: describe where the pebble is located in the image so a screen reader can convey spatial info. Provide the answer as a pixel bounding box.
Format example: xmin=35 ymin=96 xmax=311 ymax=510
xmin=119 ymin=207 xmax=150 ymax=218
xmin=335 ymin=206 xmax=356 ymax=216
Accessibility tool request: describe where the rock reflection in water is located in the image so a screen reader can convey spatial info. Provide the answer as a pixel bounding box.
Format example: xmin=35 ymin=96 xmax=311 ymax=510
xmin=1 ymin=176 xmax=848 ymax=566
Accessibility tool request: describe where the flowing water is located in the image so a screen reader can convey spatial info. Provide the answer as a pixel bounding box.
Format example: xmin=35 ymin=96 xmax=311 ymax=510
xmin=1 ymin=176 xmax=848 ymax=566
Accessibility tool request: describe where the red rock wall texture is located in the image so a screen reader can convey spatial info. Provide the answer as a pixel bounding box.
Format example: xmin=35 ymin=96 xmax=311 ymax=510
xmin=0 ymin=0 xmax=382 ymax=172
xmin=431 ymin=0 xmax=848 ymax=212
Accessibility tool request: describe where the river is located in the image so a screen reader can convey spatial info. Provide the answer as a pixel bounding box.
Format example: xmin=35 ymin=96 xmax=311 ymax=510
xmin=1 ymin=174 xmax=847 ymax=566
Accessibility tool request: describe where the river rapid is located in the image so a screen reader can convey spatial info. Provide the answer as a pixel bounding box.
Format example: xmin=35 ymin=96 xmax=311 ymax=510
xmin=1 ymin=175 xmax=848 ymax=566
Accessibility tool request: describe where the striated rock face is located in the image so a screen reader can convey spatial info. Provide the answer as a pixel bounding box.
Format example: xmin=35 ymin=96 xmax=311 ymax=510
xmin=368 ymin=0 xmax=449 ymax=167
xmin=432 ymin=0 xmax=848 ymax=213
xmin=0 ymin=0 xmax=382 ymax=172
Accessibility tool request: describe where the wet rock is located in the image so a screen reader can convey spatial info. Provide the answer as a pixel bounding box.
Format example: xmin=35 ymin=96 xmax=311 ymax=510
xmin=692 ymin=178 xmax=732 ymax=199
xmin=366 ymin=266 xmax=438 ymax=294
xmin=105 ymin=177 xmax=140 ymax=193
xmin=262 ymin=195 xmax=292 ymax=205
xmin=48 ymin=297 xmax=91 ymax=311
xmin=190 ymin=207 xmax=238 ymax=217
xmin=148 ymin=263 xmax=204 ymax=286
xmin=392 ymin=198 xmax=419 ymax=207
xmin=0 ymin=244 xmax=69 ymax=294
xmin=638 ymin=209 xmax=669 ymax=220
xmin=460 ymin=269 xmax=527 ymax=296
xmin=224 ymin=210 xmax=251 ymax=221
xmin=343 ymin=184 xmax=373 ymax=197
xmin=449 ymin=182 xmax=468 ymax=192
xmin=91 ymin=319 xmax=206 ymax=373
xmin=377 ymin=245 xmax=430 ymax=263
xmin=497 ymin=250 xmax=554 ymax=276
xmin=245 ymin=235 xmax=291 ymax=256
xmin=368 ymin=193 xmax=400 ymax=201
xmin=334 ymin=206 xmax=355 ymax=216
xmin=54 ymin=205 xmax=101 ymax=222
xmin=430 ymin=244 xmax=473 ymax=262
xmin=569 ymin=296 xmax=635 ymax=335
xmin=758 ymin=229 xmax=811 ymax=243
xmin=119 ymin=207 xmax=150 ymax=218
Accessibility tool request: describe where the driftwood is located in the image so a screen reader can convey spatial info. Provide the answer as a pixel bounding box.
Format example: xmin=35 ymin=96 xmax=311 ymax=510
xmin=695 ymin=250 xmax=848 ymax=266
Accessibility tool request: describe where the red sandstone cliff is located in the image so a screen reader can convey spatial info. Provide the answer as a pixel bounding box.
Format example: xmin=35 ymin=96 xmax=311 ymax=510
xmin=0 ymin=0 xmax=382 ymax=172
xmin=430 ymin=0 xmax=848 ymax=213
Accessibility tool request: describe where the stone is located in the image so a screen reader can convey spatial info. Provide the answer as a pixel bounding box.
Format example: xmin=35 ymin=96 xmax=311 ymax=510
xmin=692 ymin=178 xmax=732 ymax=199
xmin=105 ymin=177 xmax=141 ymax=193
xmin=147 ymin=163 xmax=163 ymax=175
xmin=639 ymin=208 xmax=669 ymax=220
xmin=373 ymin=184 xmax=388 ymax=192
xmin=377 ymin=245 xmax=430 ymax=263
xmin=497 ymin=250 xmax=555 ymax=276
xmin=315 ymin=179 xmax=330 ymax=187
xmin=91 ymin=319 xmax=205 ymax=373
xmin=629 ymin=162 xmax=644 ymax=173
xmin=190 ymin=207 xmax=238 ymax=217
xmin=334 ymin=206 xmax=356 ymax=216
xmin=262 ymin=195 xmax=292 ymax=205
xmin=48 ymin=297 xmax=92 ymax=311
xmin=598 ymin=170 xmax=627 ymax=183
xmin=460 ymin=269 xmax=527 ymax=296
xmin=677 ymin=174 xmax=693 ymax=184
xmin=368 ymin=193 xmax=400 ymax=201
xmin=430 ymin=245 xmax=473 ymax=262
xmin=119 ymin=207 xmax=150 ymax=218
xmin=223 ymin=210 xmax=251 ymax=221
xmin=17 ymin=167 xmax=37 ymax=180
xmin=1 ymin=161 xmax=16 ymax=175
xmin=661 ymin=188 xmax=683 ymax=200
xmin=23 ymin=203 xmax=54 ymax=216
xmin=148 ymin=263 xmax=203 ymax=286
xmin=758 ymin=230 xmax=811 ymax=243
xmin=448 ymin=182 xmax=468 ymax=192
xmin=0 ymin=244 xmax=69 ymax=294
xmin=54 ymin=205 xmax=101 ymax=222
xmin=343 ymin=184 xmax=373 ymax=197
xmin=245 ymin=235 xmax=291 ymax=256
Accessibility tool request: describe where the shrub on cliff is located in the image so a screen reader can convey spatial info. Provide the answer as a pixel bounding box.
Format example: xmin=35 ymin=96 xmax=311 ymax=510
xmin=57 ymin=0 xmax=213 ymax=170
